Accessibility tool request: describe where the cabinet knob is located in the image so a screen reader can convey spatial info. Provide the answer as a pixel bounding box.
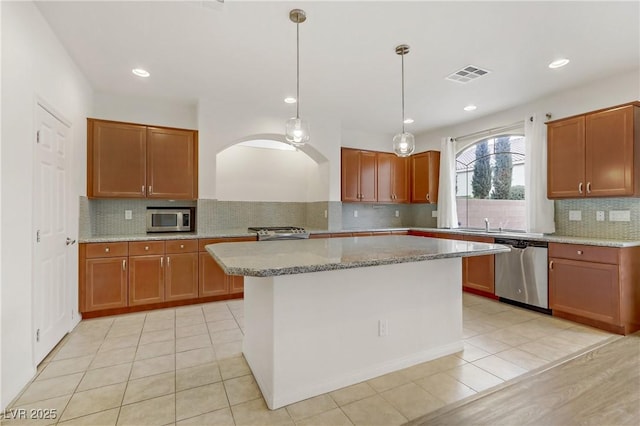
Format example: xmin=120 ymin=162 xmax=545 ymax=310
xmin=180 ymin=244 xmax=185 ymax=249
xmin=105 ymin=247 xmax=110 ymax=253
xmin=145 ymin=246 xmax=149 ymax=251
xmin=577 ymin=250 xmax=583 ymax=255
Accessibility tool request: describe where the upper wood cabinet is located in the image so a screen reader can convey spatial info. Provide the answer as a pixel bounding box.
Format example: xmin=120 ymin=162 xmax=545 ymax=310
xmin=377 ymin=152 xmax=409 ymax=203
xmin=547 ymin=103 xmax=640 ymax=199
xmin=341 ymin=148 xmax=377 ymax=202
xmin=411 ymin=150 xmax=440 ymax=203
xmin=87 ymin=118 xmax=198 ymax=199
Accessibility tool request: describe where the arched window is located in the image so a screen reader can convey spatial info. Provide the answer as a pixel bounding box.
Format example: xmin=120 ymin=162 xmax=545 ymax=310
xmin=455 ymin=134 xmax=526 ymax=231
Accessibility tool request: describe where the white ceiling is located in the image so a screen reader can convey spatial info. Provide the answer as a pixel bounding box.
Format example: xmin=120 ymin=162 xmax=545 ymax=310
xmin=36 ymin=0 xmax=640 ymax=135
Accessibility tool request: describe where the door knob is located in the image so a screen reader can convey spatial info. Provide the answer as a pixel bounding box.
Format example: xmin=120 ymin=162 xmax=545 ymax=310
xmin=66 ymin=237 xmax=76 ymax=246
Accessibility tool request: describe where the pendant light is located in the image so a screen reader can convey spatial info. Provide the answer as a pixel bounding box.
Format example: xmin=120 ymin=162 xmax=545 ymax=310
xmin=285 ymin=9 xmax=310 ymax=146
xmin=392 ymin=44 xmax=415 ymax=157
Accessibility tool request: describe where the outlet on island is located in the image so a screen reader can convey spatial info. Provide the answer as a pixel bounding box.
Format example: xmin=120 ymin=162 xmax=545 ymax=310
xmin=353 ymin=210 xmax=358 ymax=218
xmin=124 ymin=210 xmax=132 ymax=220
xmin=378 ymin=319 xmax=388 ymax=337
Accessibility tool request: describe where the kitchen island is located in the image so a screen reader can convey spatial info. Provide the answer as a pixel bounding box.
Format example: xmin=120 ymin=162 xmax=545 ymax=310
xmin=206 ymin=235 xmax=509 ymax=409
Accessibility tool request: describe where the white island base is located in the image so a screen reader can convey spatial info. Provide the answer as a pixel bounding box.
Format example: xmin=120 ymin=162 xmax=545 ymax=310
xmin=242 ymin=257 xmax=463 ymax=410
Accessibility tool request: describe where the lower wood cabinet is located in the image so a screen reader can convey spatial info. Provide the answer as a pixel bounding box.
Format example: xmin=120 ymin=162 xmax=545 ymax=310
xmin=408 ymin=231 xmax=495 ymax=297
xmin=129 ymin=254 xmax=165 ymax=306
xmin=80 ymin=242 xmax=128 ymax=312
xmin=165 ymin=240 xmax=199 ymax=301
xmin=198 ymin=237 xmax=257 ymax=297
xmin=549 ymin=243 xmax=640 ymax=334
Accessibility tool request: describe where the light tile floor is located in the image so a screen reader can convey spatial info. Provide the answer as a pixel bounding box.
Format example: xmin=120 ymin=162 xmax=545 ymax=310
xmin=2 ymin=294 xmax=615 ymax=426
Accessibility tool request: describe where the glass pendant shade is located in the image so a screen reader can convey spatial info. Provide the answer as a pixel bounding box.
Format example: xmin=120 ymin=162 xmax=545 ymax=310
xmin=285 ymin=117 xmax=310 ymax=146
xmin=392 ymin=132 xmax=415 ymax=157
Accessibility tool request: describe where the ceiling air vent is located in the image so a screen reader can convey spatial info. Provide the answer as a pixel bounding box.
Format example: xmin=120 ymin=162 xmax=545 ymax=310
xmin=445 ymin=65 xmax=491 ymax=84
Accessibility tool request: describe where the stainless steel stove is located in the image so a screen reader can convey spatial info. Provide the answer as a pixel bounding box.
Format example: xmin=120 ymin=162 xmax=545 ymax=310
xmin=248 ymin=226 xmax=310 ymax=241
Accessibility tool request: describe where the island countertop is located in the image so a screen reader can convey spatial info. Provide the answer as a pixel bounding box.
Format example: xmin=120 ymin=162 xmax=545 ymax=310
xmin=206 ymin=235 xmax=510 ymax=277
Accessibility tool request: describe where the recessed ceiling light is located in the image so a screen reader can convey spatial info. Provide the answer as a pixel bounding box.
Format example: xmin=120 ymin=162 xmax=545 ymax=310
xmin=464 ymin=105 xmax=477 ymax=111
xmin=548 ymin=58 xmax=570 ymax=69
xmin=403 ymin=118 xmax=414 ymax=124
xmin=284 ymin=97 xmax=297 ymax=104
xmin=132 ymin=68 xmax=150 ymax=77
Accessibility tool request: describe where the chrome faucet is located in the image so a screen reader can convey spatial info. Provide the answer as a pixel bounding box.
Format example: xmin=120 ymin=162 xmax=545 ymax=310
xmin=484 ymin=218 xmax=489 ymax=232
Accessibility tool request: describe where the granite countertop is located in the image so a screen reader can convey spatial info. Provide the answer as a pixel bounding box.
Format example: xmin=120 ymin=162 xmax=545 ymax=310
xmin=79 ymin=227 xmax=640 ymax=248
xmin=409 ymin=228 xmax=640 ymax=247
xmin=205 ymin=235 xmax=510 ymax=277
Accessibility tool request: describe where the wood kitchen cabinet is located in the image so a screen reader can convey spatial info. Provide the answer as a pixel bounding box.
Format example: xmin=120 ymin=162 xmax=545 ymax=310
xmin=341 ymin=148 xmax=377 ymax=202
xmin=165 ymin=240 xmax=199 ymax=301
xmin=547 ymin=102 xmax=640 ymax=198
xmin=87 ymin=118 xmax=198 ymax=200
xmin=411 ymin=150 xmax=440 ymax=203
xmin=408 ymin=231 xmax=496 ymax=298
xmin=549 ymin=243 xmax=640 ymax=334
xmin=80 ymin=242 xmax=128 ymax=312
xmin=198 ymin=237 xmax=257 ymax=297
xmin=128 ymin=241 xmax=165 ymax=306
xmin=377 ymin=152 xmax=409 ymax=203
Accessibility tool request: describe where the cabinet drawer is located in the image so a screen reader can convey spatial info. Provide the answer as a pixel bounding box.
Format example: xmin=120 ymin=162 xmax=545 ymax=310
xmin=166 ymin=239 xmax=198 ymax=254
xmin=549 ymin=243 xmax=619 ymax=264
xmin=129 ymin=240 xmax=165 ymax=256
xmin=198 ymin=237 xmax=257 ymax=252
xmin=85 ymin=242 xmax=129 ymax=258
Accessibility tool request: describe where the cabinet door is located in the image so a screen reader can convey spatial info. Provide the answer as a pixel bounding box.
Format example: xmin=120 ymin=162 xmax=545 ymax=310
xmin=129 ymin=255 xmax=165 ymax=306
xmin=341 ymin=148 xmax=361 ymax=202
xmin=463 ymin=236 xmax=495 ymax=294
xmin=147 ymin=127 xmax=197 ymax=199
xmin=586 ymin=105 xmax=635 ymax=197
xmin=199 ymin=252 xmax=229 ymax=297
xmin=359 ymin=151 xmax=377 ymax=202
xmin=411 ymin=151 xmax=439 ymax=203
xmin=165 ymin=253 xmax=199 ymax=301
xmin=549 ymin=258 xmax=620 ymax=325
xmin=84 ymin=257 xmax=128 ymax=312
xmin=393 ymin=155 xmax=410 ymax=203
xmin=377 ymin=152 xmax=394 ymax=203
xmin=88 ymin=120 xmax=146 ymax=198
xmin=547 ymin=116 xmax=585 ymax=198
xmin=229 ymin=275 xmax=245 ymax=294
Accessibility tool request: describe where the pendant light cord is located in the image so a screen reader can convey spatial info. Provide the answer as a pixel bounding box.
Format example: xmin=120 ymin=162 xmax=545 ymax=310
xmin=401 ymin=51 xmax=405 ymax=134
xmin=296 ymin=20 xmax=300 ymax=119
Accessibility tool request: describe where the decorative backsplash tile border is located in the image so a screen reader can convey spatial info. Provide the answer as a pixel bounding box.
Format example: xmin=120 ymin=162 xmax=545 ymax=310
xmin=554 ymin=198 xmax=640 ymax=240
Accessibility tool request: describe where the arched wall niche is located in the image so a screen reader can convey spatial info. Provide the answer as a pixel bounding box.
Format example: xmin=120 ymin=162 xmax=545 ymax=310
xmin=215 ymin=134 xmax=330 ymax=202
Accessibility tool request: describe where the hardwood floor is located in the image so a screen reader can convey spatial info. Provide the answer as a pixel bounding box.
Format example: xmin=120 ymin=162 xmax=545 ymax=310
xmin=409 ymin=332 xmax=640 ymax=426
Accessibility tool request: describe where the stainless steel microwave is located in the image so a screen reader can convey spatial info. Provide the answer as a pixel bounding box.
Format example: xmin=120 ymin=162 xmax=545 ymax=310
xmin=146 ymin=208 xmax=193 ymax=233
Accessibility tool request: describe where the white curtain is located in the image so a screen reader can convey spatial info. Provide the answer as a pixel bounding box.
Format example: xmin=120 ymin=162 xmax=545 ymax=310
xmin=525 ymin=114 xmax=555 ymax=233
xmin=437 ymin=137 xmax=459 ymax=228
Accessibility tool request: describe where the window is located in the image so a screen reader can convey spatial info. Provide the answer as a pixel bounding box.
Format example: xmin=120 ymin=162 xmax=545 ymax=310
xmin=455 ymin=134 xmax=525 ymax=231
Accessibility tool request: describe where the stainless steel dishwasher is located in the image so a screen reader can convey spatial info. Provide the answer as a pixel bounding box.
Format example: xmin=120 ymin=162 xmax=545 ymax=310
xmin=494 ymin=238 xmax=549 ymax=311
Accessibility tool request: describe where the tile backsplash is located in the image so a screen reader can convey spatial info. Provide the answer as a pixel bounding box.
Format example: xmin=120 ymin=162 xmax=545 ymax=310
xmin=554 ymin=198 xmax=640 ymax=240
xmin=341 ymin=203 xmax=437 ymax=230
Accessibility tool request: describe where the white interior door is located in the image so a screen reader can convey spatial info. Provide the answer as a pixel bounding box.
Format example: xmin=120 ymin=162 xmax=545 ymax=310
xmin=33 ymin=104 xmax=72 ymax=364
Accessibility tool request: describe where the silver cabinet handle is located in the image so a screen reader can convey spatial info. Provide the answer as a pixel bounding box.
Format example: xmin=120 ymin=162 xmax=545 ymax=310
xmin=578 ymin=182 xmax=583 ymax=194
xmin=549 ymin=260 xmax=554 ymax=270
xmin=122 ymin=259 xmax=126 ymax=270
xmin=148 ymin=186 xmax=152 ymax=195
xmin=426 ymin=193 xmax=430 ymax=201
xmin=141 ymin=185 xmax=145 ymax=195
xmin=577 ymin=250 xmax=583 ymax=255
xmin=160 ymin=257 xmax=163 ymax=267
xmin=586 ymin=182 xmax=591 ymax=193
xmin=167 ymin=256 xmax=171 ymax=267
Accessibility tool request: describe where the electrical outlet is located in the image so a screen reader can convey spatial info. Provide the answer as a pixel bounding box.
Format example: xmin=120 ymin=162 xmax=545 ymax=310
xmin=432 ymin=210 xmax=438 ymax=218
xmin=125 ymin=210 xmax=133 ymax=220
xmin=395 ymin=210 xmax=399 ymax=217
xmin=609 ymin=210 xmax=631 ymax=222
xmin=353 ymin=210 xmax=358 ymax=218
xmin=378 ymin=319 xmax=388 ymax=337
xmin=569 ymin=210 xmax=582 ymax=221
xmin=324 ymin=210 xmax=328 ymax=219
xmin=596 ymin=211 xmax=605 ymax=221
